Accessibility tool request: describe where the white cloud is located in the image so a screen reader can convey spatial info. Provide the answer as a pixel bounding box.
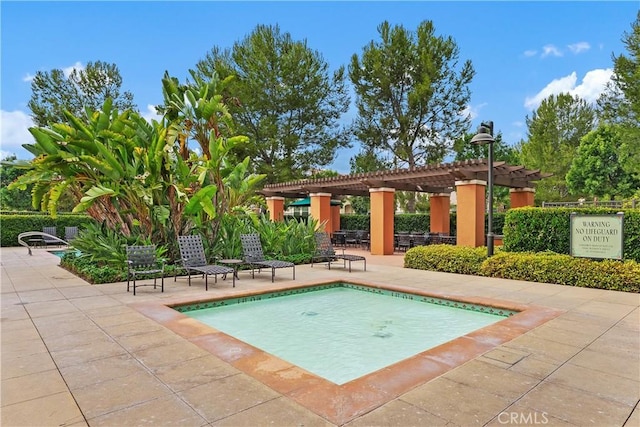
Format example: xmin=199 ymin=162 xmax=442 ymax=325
xmin=0 ymin=110 xmax=35 ymax=160
xmin=541 ymin=44 xmax=563 ymax=58
xmin=462 ymin=102 xmax=487 ymax=121
xmin=141 ymin=104 xmax=162 ymax=123
xmin=567 ymin=42 xmax=590 ymax=54
xmin=22 ymin=73 xmax=34 ymax=83
xmin=62 ymin=61 xmax=84 ymax=78
xmin=523 ymin=50 xmax=537 ymax=57
xmin=571 ymin=68 xmax=613 ymax=103
xmin=524 ymin=68 xmax=613 ymax=110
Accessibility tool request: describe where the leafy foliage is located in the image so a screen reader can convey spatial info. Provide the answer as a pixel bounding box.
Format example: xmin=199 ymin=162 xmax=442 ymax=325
xmin=0 ymin=156 xmax=34 ymax=211
xmin=349 ymin=20 xmax=474 ymax=190
xmin=27 ymin=61 xmax=136 ymax=128
xmin=69 ymin=222 xmax=163 ymax=267
xmin=193 ymin=24 xmax=351 ymax=183
xmin=404 ymin=245 xmax=487 ymax=275
xmin=503 ymin=207 xmax=640 ymax=262
xmin=567 ymin=124 xmax=640 ymax=199
xmin=518 ymin=93 xmax=596 ymax=203
xmin=404 ymin=244 xmax=639 ymax=292
xmin=13 ymin=73 xmax=265 ymax=261
xmin=0 ymin=212 xmax=95 ymax=247
xmin=597 ymin=11 xmax=640 ymax=186
xmin=479 ymin=252 xmax=640 ymax=292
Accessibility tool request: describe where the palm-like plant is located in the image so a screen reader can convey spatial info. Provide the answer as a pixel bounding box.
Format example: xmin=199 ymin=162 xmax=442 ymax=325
xmin=11 ymin=74 xmax=266 ymax=263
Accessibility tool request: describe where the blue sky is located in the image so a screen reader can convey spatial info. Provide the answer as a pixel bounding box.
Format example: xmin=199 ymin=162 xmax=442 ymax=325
xmin=1 ymin=1 xmax=637 ymax=173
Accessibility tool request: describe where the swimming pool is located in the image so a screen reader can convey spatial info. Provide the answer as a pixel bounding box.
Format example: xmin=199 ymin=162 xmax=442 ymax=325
xmin=179 ymin=283 xmax=512 ymax=384
xmin=49 ymin=249 xmax=80 ymax=258
xmin=135 ymin=280 xmax=561 ymax=425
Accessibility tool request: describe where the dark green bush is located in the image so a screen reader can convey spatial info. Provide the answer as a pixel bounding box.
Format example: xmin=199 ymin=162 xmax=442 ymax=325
xmin=404 ymin=244 xmax=639 ymax=293
xmin=0 ymin=213 xmax=96 ymax=247
xmin=340 ymin=214 xmax=371 ymax=231
xmin=340 ymin=212 xmax=502 ymax=235
xmin=61 ymin=252 xmax=125 ymax=284
xmin=480 ymin=252 xmax=640 ymax=293
xmin=60 ymin=251 xmax=179 ymax=285
xmin=503 ymin=207 xmax=640 ymax=262
xmin=404 ymin=245 xmax=488 ymax=275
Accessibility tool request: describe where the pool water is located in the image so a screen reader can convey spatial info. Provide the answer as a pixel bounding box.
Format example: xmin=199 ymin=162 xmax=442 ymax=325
xmin=49 ymin=249 xmax=80 ymax=258
xmin=184 ymin=285 xmax=508 ymax=384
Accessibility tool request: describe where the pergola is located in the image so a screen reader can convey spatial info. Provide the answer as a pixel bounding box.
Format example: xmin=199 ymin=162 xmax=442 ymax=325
xmin=261 ymin=159 xmax=551 ymax=255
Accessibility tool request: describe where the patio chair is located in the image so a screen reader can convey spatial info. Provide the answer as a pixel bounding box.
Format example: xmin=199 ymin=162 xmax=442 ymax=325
xmin=240 ymin=233 xmax=295 ymax=282
xmin=345 ymin=230 xmax=359 ymax=247
xmin=311 ymin=232 xmax=366 ymax=272
xmin=411 ymin=233 xmax=429 ymax=247
xmin=126 ymin=245 xmax=165 ymax=296
xmin=42 ymin=226 xmax=60 ymax=247
xmin=64 ymin=226 xmax=79 ymax=243
xmin=356 ymin=230 xmax=370 ymax=249
xmin=177 ymin=235 xmax=235 ymax=290
xmin=396 ymin=233 xmax=412 ymax=252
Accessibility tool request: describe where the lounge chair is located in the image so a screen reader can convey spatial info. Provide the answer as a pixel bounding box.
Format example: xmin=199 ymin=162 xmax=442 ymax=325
xmin=311 ymin=232 xmax=366 ymax=272
xmin=42 ymin=226 xmax=60 ymax=247
xmin=177 ymin=235 xmax=235 ymax=290
xmin=64 ymin=226 xmax=79 ymax=243
xmin=240 ymin=233 xmax=295 ymax=282
xmin=126 ymin=245 xmax=165 ymax=296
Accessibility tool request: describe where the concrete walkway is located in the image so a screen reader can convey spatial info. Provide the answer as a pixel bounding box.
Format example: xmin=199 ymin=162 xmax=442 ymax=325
xmin=1 ymin=246 xmax=638 ymax=426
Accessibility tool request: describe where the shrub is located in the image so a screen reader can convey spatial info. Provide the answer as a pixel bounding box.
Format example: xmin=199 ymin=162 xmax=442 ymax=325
xmin=340 ymin=212 xmax=502 ymax=235
xmin=503 ymin=207 xmax=639 ymax=262
xmin=405 ymin=245 xmax=639 ymax=293
xmin=0 ymin=213 xmax=96 ymax=247
xmin=404 ymin=245 xmax=487 ymax=275
xmin=480 ymin=252 xmax=640 ymax=293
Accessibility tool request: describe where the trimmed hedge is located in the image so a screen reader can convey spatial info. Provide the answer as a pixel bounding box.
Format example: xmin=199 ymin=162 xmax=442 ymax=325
xmin=0 ymin=213 xmax=97 ymax=247
xmin=340 ymin=212 xmax=504 ymax=235
xmin=404 ymin=245 xmax=640 ymax=293
xmin=480 ymin=252 xmax=640 ymax=293
xmin=503 ymin=207 xmax=640 ymax=262
xmin=404 ymin=245 xmax=487 ymax=275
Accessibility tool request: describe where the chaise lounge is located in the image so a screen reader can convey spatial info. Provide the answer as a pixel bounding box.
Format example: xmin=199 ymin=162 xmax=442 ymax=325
xmin=312 ymin=231 xmax=366 ymax=272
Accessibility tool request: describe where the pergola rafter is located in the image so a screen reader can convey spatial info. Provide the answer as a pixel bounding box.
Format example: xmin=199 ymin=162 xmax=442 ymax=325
xmin=261 ymin=159 xmax=551 ymax=198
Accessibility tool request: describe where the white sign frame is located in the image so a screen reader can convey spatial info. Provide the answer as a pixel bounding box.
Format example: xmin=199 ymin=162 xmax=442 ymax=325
xmin=570 ymin=213 xmax=624 ymax=260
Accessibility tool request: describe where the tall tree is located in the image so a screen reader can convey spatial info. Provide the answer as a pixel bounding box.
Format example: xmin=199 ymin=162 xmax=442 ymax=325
xmin=193 ymin=24 xmax=351 ymax=183
xmin=349 ymin=20 xmax=474 ymax=211
xmin=597 ymin=11 xmax=640 ymax=184
xmin=518 ymin=93 xmax=596 ymax=202
xmin=453 ymin=130 xmax=519 ymax=209
xmin=347 ymin=147 xmax=391 ymax=214
xmin=27 ymin=61 xmax=136 ymax=127
xmin=453 ymin=131 xmax=518 ymax=164
xmin=566 ymin=124 xmax=639 ymax=199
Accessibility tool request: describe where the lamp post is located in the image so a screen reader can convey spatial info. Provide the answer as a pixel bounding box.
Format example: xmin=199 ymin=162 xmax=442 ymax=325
xmin=470 ymin=121 xmax=495 ymax=256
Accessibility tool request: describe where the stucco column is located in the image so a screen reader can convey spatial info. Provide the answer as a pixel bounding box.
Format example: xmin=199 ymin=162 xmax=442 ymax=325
xmin=266 ymin=196 xmax=285 ymax=222
xmin=510 ymin=188 xmax=535 ymax=208
xmin=369 ymin=187 xmax=395 ymax=255
xmin=331 ymin=204 xmax=341 ymax=233
xmin=310 ymin=193 xmax=332 ymax=232
xmin=429 ymin=193 xmax=451 ymax=234
xmin=455 ymin=180 xmax=486 ymax=247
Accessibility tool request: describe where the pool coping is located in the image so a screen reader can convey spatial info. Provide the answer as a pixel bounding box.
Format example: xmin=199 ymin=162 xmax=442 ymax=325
xmin=131 ymin=278 xmax=564 ymax=425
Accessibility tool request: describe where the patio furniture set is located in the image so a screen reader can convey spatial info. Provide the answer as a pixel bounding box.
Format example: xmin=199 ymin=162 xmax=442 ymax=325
xmin=330 ymin=229 xmax=456 ymax=252
xmin=127 ymin=231 xmax=365 ymax=296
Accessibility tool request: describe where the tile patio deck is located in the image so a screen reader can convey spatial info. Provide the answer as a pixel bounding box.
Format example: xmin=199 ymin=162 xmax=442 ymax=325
xmin=1 ymin=246 xmax=638 ymax=426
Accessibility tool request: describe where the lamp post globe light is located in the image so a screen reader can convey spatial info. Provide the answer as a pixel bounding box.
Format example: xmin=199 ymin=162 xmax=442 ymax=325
xmin=470 ymin=121 xmax=495 ymax=256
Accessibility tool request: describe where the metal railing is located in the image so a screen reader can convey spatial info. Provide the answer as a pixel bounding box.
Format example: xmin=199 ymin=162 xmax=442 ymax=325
xmin=541 ymin=200 xmax=636 ymax=209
